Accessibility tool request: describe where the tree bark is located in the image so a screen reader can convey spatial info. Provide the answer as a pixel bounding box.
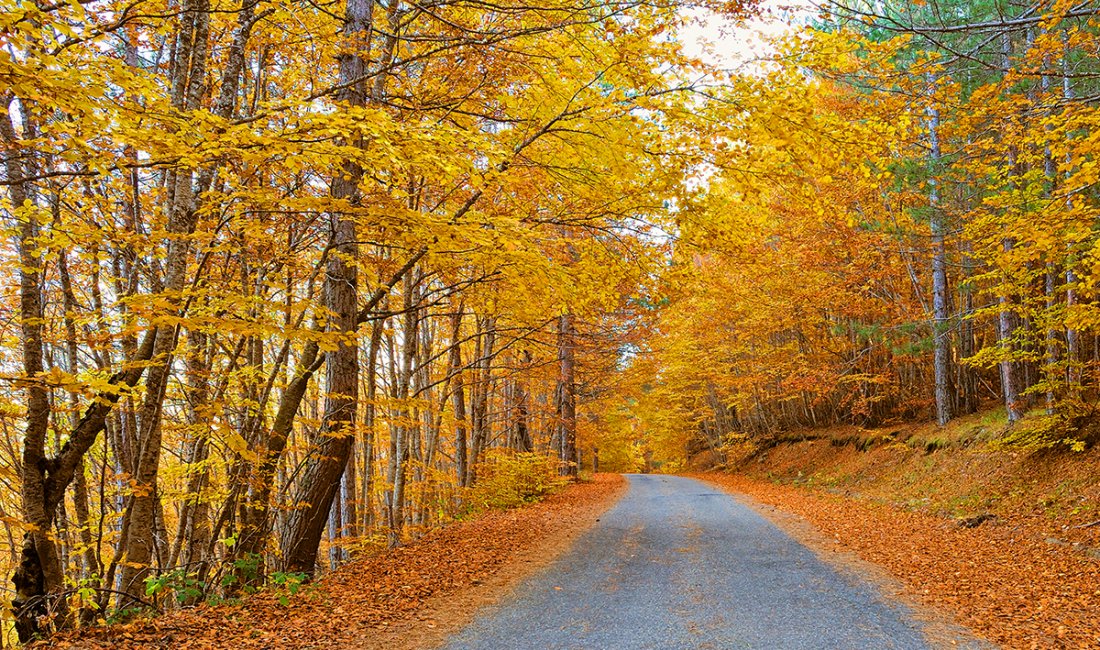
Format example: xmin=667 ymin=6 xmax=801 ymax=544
xmin=450 ymin=308 xmax=468 ymax=486
xmin=557 ymin=313 xmax=577 ymax=477
xmin=6 ymin=95 xmax=64 ymax=641
xmin=1062 ymin=31 xmax=1080 ymax=391
xmin=998 ymin=32 xmax=1023 ymax=424
xmin=926 ymin=82 xmax=952 ymax=427
xmin=119 ymin=0 xmax=212 ymax=598
xmin=466 ymin=318 xmax=494 ymax=486
xmin=361 ymin=317 xmax=384 ymax=531
xmin=279 ymin=0 xmax=371 ymax=574
xmin=512 ymin=351 xmax=533 ymax=452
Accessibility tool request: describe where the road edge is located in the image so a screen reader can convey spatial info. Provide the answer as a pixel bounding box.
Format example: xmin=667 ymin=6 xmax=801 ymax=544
xmin=357 ymin=473 xmax=629 ymax=650
xmin=692 ymin=473 xmax=996 ymax=650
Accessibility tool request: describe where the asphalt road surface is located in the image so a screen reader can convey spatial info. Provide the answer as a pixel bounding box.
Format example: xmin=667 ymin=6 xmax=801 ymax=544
xmin=443 ymin=474 xmax=945 ymax=650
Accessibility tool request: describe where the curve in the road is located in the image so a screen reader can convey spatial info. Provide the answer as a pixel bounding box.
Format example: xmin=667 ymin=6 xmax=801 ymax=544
xmin=443 ymin=474 xmax=954 ymax=650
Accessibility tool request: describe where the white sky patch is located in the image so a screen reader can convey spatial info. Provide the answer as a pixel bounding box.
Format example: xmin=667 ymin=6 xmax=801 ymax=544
xmin=679 ymin=1 xmax=817 ymax=72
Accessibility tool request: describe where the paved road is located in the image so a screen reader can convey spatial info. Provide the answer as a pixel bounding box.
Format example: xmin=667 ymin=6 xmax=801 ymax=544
xmin=443 ymin=474 xmax=941 ymax=650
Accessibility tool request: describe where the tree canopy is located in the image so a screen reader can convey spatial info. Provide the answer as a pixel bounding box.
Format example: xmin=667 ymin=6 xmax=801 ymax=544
xmin=4 ymin=0 xmax=1100 ymax=641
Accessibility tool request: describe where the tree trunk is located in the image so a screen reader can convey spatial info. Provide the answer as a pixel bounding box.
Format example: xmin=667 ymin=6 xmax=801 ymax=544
xmin=1062 ymin=31 xmax=1080 ymax=392
xmin=6 ymin=97 xmax=65 ymax=641
xmin=387 ymin=272 xmax=420 ymax=543
xmin=280 ymin=0 xmax=371 ymax=573
xmin=120 ymin=0 xmax=212 ymax=598
xmin=512 ymin=354 xmax=533 ymax=453
xmin=450 ymin=308 xmax=468 ymax=486
xmin=361 ymin=318 xmax=384 ymax=531
xmin=998 ymin=32 xmax=1023 ymax=424
xmin=926 ymin=82 xmax=953 ymax=427
xmin=467 ymin=318 xmax=494 ymax=486
xmin=557 ymin=313 xmax=577 ymax=477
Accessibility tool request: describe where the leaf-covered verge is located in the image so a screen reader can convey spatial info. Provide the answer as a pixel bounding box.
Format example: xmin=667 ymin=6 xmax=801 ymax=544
xmin=697 ymin=422 xmax=1100 ymax=649
xmin=31 ymin=475 xmax=626 ymax=650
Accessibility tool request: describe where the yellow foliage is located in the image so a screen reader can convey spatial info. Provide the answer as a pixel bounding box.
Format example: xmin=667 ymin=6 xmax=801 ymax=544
xmin=468 ymin=451 xmax=567 ymax=511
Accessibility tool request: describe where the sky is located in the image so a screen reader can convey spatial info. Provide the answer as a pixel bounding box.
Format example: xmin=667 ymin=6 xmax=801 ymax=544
xmin=678 ymin=1 xmax=817 ymax=71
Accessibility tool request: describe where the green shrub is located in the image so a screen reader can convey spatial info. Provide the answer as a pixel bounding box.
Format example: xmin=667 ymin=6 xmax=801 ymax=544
xmin=269 ymin=571 xmax=308 ymax=607
xmin=144 ymin=568 xmax=205 ymax=606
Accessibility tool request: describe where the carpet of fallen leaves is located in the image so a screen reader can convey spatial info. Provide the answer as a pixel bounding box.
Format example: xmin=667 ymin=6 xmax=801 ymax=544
xmin=38 ymin=474 xmax=625 ymax=650
xmin=699 ymin=472 xmax=1100 ymax=650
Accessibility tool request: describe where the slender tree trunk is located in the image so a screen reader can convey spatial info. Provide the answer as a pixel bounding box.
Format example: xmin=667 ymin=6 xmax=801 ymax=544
xmin=997 ymin=31 xmax=1023 ymax=424
xmin=120 ymin=0 xmax=212 ymax=598
xmin=341 ymin=448 xmax=358 ymax=541
xmin=450 ymin=308 xmax=468 ymax=486
xmin=1062 ymin=31 xmax=1080 ymax=391
xmin=361 ymin=318 xmax=383 ymax=531
xmin=512 ymin=351 xmax=533 ymax=453
xmin=557 ymin=314 xmax=577 ymax=477
xmin=926 ymin=81 xmax=952 ymax=427
xmin=1040 ymin=50 xmax=1060 ymax=414
xmin=327 ymin=488 xmax=343 ymax=570
xmin=6 ymin=98 xmax=65 ymax=641
xmin=956 ymin=240 xmax=979 ymax=415
xmin=467 ymin=318 xmax=494 ymax=486
xmin=58 ymin=251 xmax=100 ymax=585
xmin=387 ymin=272 xmax=420 ymax=543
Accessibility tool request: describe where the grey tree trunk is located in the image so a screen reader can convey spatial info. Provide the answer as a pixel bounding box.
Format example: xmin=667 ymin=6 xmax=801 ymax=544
xmin=998 ymin=32 xmax=1023 ymax=424
xmin=466 ymin=319 xmax=494 ymax=486
xmin=956 ymin=241 xmax=979 ymax=416
xmin=168 ymin=331 xmax=213 ymax=590
xmin=557 ymin=314 xmax=578 ymax=477
xmin=926 ymin=85 xmax=952 ymax=427
xmin=450 ymin=308 xmax=469 ymax=486
xmin=1062 ymin=31 xmax=1080 ymax=390
xmin=58 ymin=251 xmax=100 ymax=585
xmin=511 ymin=351 xmax=533 ymax=453
xmin=361 ymin=318 xmax=384 ymax=531
xmin=5 ymin=97 xmax=64 ymax=641
xmin=121 ymin=0 xmax=212 ymax=598
xmin=387 ymin=272 xmax=420 ymax=543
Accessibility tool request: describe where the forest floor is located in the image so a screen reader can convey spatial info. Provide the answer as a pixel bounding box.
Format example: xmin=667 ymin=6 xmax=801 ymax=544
xmin=37 ymin=474 xmax=626 ymax=650
xmin=694 ymin=408 xmax=1100 ymax=649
